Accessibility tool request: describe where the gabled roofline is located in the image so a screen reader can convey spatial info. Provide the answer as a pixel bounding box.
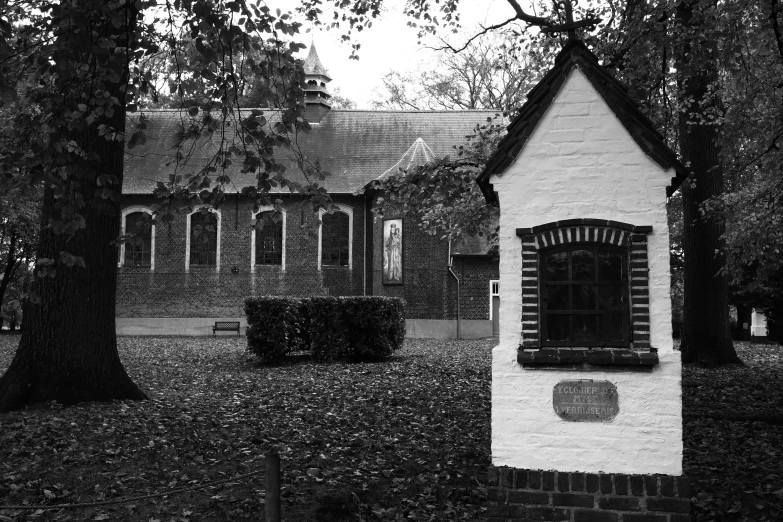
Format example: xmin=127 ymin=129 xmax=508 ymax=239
xmin=476 ymin=40 xmax=689 ymax=205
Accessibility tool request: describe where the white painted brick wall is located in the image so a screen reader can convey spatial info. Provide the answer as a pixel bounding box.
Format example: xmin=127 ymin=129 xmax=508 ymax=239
xmin=490 ymin=67 xmax=682 ymax=475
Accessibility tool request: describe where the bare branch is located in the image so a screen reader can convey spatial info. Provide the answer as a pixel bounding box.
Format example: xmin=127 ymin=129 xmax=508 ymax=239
xmin=432 ymin=16 xmax=519 ymax=53
xmin=431 ymin=0 xmax=601 ymax=55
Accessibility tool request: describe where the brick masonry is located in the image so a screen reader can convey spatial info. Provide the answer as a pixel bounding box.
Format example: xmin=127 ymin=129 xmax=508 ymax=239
xmin=488 ymin=467 xmax=691 ymax=522
xmin=369 ymin=197 xmax=498 ymax=321
xmin=117 ymin=193 xmax=499 ymax=320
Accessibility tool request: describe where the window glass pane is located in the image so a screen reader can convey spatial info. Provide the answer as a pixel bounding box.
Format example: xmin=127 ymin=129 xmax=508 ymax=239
xmin=124 ymin=212 xmax=151 ymax=266
xmin=597 ymin=286 xmax=623 ymax=310
xmin=571 ymin=249 xmax=594 ymax=281
xmin=545 ymin=252 xmax=568 ymax=281
xmin=598 ymin=251 xmax=622 ymax=281
xmin=546 ymin=315 xmax=570 ymax=341
xmin=256 ymin=211 xmax=282 ymax=265
xmin=190 ymin=212 xmax=217 ymax=266
xmin=573 ymin=315 xmax=598 ymax=342
xmin=322 ymin=211 xmax=349 ymax=266
xmin=545 ymin=285 xmax=569 ymax=310
xmin=541 ymin=245 xmax=630 ymax=347
xmin=600 ymin=315 xmax=624 ymax=341
xmin=572 ymin=285 xmax=595 ymax=310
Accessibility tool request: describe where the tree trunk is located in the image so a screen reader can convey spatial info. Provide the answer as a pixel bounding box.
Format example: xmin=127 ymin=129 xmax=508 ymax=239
xmin=676 ymin=0 xmax=741 ymax=365
xmin=0 ymin=1 xmax=146 ymax=411
xmin=0 ymin=232 xmax=18 ymax=312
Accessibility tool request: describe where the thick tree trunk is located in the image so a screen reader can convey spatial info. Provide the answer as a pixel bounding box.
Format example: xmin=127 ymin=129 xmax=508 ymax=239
xmin=0 ymin=1 xmax=146 ymax=411
xmin=0 ymin=188 xmax=147 ymax=411
xmin=676 ymin=0 xmax=741 ymax=365
xmin=0 ymin=233 xmax=18 ymax=311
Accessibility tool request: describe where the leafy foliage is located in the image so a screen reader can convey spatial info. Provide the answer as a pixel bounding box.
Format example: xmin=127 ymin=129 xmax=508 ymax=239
xmin=245 ymin=296 xmax=405 ymax=364
xmin=307 ymin=296 xmax=405 ymax=362
xmin=337 ymin=297 xmax=406 ymax=362
xmin=0 ymin=0 xmax=343 ymax=410
xmin=0 ymin=186 xmax=39 ymax=327
xmin=244 ymin=297 xmax=308 ymax=363
xmin=370 ymin=116 xmax=505 ymax=244
xmin=583 ymin=0 xmax=783 ymax=362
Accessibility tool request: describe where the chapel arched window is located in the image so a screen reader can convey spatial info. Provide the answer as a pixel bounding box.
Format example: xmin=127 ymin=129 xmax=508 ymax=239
xmin=124 ymin=212 xmax=152 ymax=267
xmin=321 ymin=211 xmax=350 ymax=267
xmin=255 ymin=211 xmax=283 ymax=266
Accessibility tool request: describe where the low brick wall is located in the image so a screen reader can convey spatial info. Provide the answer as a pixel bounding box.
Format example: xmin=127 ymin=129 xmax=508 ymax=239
xmin=488 ymin=466 xmax=691 ymax=522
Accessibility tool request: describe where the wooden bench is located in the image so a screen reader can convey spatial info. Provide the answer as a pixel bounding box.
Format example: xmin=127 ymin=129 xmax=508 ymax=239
xmin=213 ymin=321 xmax=241 ymax=336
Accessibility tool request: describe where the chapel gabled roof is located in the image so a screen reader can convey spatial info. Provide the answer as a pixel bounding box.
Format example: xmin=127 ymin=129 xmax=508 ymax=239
xmin=477 ymin=39 xmax=689 ymax=205
xmin=122 ymin=109 xmax=498 ymax=194
xmin=303 ymin=43 xmax=331 ymax=80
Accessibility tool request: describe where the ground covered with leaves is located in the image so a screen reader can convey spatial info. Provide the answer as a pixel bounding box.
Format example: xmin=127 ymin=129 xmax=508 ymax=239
xmin=0 ymin=337 xmax=781 ymax=521
xmin=683 ymin=342 xmax=783 ymax=521
xmin=0 ymin=337 xmax=491 ymax=521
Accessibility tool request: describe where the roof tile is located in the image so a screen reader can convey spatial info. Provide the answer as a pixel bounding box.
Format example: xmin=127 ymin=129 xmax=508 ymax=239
xmin=123 ymin=109 xmax=499 ymax=194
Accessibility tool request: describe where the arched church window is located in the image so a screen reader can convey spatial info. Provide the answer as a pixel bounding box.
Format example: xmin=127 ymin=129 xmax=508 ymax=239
xmin=321 ymin=211 xmax=350 ymax=267
xmin=190 ymin=211 xmax=218 ymax=266
xmin=255 ymin=211 xmax=283 ymax=266
xmin=124 ymin=211 xmax=152 ymax=267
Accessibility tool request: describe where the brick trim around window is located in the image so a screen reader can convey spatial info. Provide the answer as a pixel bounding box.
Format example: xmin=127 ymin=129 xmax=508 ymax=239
xmin=515 ymin=219 xmax=653 ymax=366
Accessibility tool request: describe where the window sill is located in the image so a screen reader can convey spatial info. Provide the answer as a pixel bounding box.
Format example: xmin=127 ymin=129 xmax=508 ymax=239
xmin=518 ymin=348 xmax=659 ymax=371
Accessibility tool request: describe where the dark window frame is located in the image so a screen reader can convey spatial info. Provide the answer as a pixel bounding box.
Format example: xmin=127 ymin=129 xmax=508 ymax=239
xmin=540 ymin=243 xmax=630 ymax=348
xmin=189 ymin=211 xmax=218 ymax=267
xmin=255 ymin=211 xmax=283 ymax=266
xmin=124 ymin=211 xmax=152 ymax=267
xmin=321 ymin=211 xmax=350 ymax=267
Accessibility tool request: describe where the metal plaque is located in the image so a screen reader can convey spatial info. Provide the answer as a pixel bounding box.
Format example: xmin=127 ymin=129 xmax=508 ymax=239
xmin=553 ymin=380 xmax=619 ymax=422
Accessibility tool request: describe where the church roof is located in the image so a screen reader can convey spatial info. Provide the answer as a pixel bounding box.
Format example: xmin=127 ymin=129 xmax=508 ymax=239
xmin=477 ymin=39 xmax=688 ymax=205
xmin=303 ymin=43 xmax=331 ymax=80
xmin=123 ymin=109 xmax=499 ymax=194
xmin=376 ymin=137 xmax=436 ymax=180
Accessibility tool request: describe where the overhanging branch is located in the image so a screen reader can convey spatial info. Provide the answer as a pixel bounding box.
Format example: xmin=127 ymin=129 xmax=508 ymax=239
xmin=432 ymin=0 xmax=601 ymax=54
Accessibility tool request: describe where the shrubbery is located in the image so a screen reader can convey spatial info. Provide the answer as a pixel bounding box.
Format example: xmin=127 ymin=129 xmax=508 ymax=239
xmin=308 ymin=297 xmax=351 ymax=362
xmin=341 ymin=297 xmax=406 ymax=361
xmin=244 ymin=297 xmax=307 ymax=363
xmin=244 ymin=296 xmax=405 ymax=363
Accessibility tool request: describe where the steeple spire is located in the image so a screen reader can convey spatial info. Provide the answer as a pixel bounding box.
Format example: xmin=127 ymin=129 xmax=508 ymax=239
xmin=303 ymin=42 xmax=331 ymax=81
xmin=302 ymin=41 xmax=332 ymax=123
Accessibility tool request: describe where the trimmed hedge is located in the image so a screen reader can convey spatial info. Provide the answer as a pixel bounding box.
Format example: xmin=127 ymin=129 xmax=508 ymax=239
xmin=308 ymin=297 xmax=351 ymax=362
xmin=341 ymin=297 xmax=406 ymax=361
xmin=244 ymin=296 xmax=405 ymax=363
xmin=244 ymin=297 xmax=307 ymax=363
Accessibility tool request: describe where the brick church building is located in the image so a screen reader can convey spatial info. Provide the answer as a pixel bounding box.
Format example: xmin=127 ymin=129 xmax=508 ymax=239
xmin=116 ymin=45 xmax=500 ymax=337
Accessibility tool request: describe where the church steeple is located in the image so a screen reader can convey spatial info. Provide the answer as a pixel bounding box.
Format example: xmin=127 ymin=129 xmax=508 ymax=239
xmin=302 ymin=42 xmax=332 ymax=123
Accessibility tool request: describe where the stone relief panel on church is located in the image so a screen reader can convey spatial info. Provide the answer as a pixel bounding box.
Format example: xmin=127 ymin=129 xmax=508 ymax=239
xmin=383 ymin=218 xmax=403 ymax=285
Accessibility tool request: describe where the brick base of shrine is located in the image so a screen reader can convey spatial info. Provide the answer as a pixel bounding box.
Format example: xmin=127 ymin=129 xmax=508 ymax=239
xmin=487 ymin=466 xmax=692 ymax=522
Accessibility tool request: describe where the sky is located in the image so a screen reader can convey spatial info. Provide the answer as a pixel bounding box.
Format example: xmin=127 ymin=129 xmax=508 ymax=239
xmin=265 ymin=0 xmax=521 ymax=109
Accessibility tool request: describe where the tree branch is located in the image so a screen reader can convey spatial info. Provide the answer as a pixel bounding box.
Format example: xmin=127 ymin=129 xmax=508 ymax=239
xmin=432 ymin=16 xmax=519 ymax=53
xmin=770 ymin=0 xmax=783 ymax=63
xmin=432 ymin=0 xmax=601 ymax=54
